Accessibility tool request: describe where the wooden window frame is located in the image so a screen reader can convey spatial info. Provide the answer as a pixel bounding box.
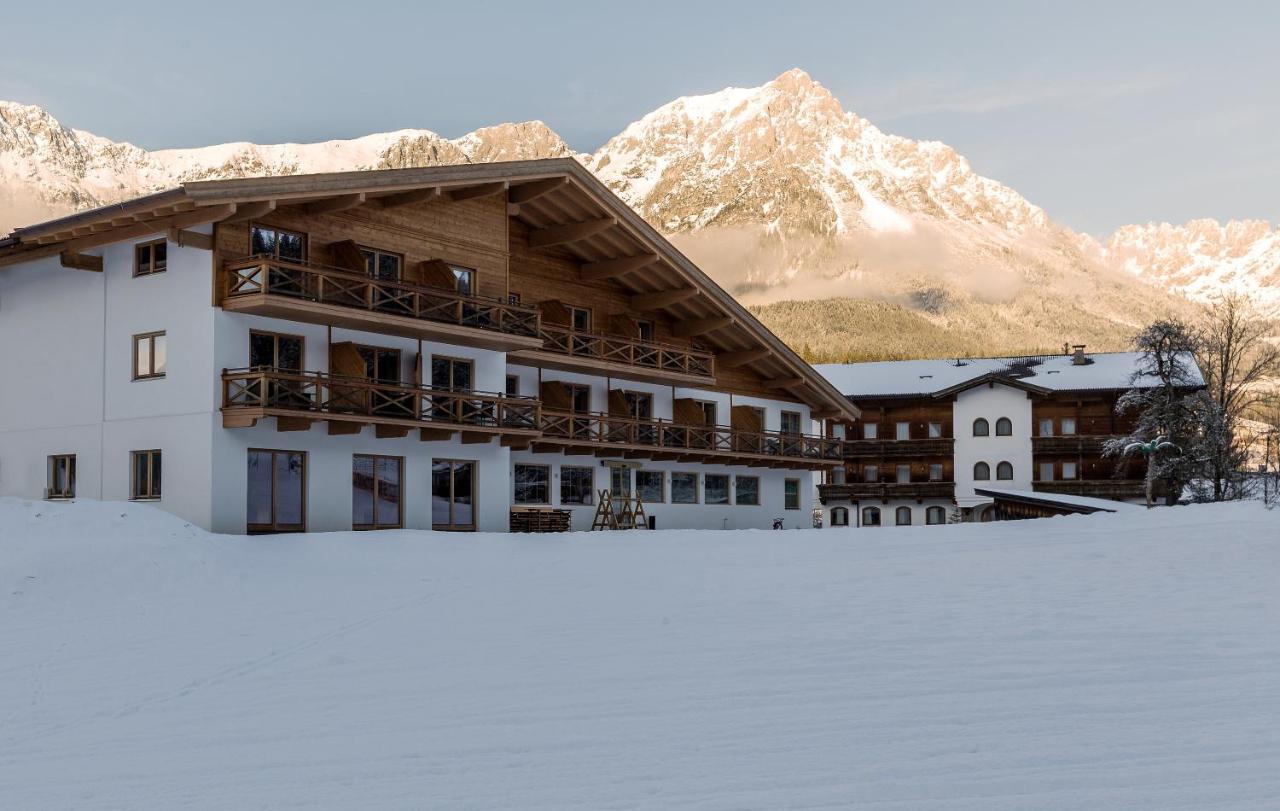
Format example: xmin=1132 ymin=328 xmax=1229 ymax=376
xmin=246 ymin=448 xmax=307 ymax=534
xmin=130 ymin=449 xmax=162 ymax=501
xmin=132 ymin=331 xmax=167 ymax=380
xmin=352 ymin=453 xmax=404 ymax=531
xmin=514 ymin=463 xmax=551 ymax=505
xmin=862 ymin=422 xmax=878 ymax=440
xmin=505 ymin=374 xmax=520 ymax=396
xmin=359 ymin=245 xmax=404 ymax=281
xmin=357 ymin=344 xmax=403 ymax=384
xmin=560 ymin=465 xmax=595 ymax=506
xmin=1061 ymin=461 xmax=1078 ymax=480
xmin=134 ymin=238 xmax=167 ymax=277
xmin=896 ymin=464 xmax=911 ymax=484
xmin=974 ymin=461 xmax=991 ymax=481
xmin=695 ymin=399 xmax=719 ymax=426
xmin=928 ymin=422 xmax=943 ymax=438
xmin=863 ymin=464 xmax=879 ymax=483
xmin=895 ymin=506 xmax=913 ymax=526
xmin=635 ymin=319 xmax=655 ymax=342
xmin=862 ymin=506 xmax=881 ymax=527
xmin=429 ymin=354 xmax=473 ymax=391
xmin=433 ymin=458 xmax=477 ymax=531
xmin=830 ymin=506 xmax=849 ymax=526
xmin=250 ymin=330 xmax=305 ymax=371
xmin=636 ymin=470 xmax=665 ymax=504
xmin=1061 ymin=417 xmax=1077 ymax=436
xmin=895 ymin=421 xmax=911 ymax=441
xmin=995 ymin=417 xmax=1013 ymax=436
xmin=569 ymin=305 xmax=592 ymax=332
xmin=249 ymin=222 xmax=308 ymax=261
xmin=448 ymin=264 xmax=476 ymax=296
xmin=778 ymin=475 xmax=798 ymax=509
xmin=46 ymin=454 xmax=76 ymax=500
xmin=734 ymin=474 xmax=760 ymax=506
xmin=929 ymin=463 xmax=945 ymax=482
xmin=781 ymin=410 xmax=802 ymax=435
xmin=926 ymin=506 xmax=947 ymax=525
xmin=703 ymin=473 xmax=730 ymax=505
xmin=972 ymin=418 xmax=990 ymax=437
xmin=671 ymin=471 xmax=699 ymax=504
xmin=996 ymin=461 xmax=1014 ymax=481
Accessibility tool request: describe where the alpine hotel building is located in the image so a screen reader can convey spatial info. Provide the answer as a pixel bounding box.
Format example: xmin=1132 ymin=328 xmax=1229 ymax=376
xmin=0 ymin=160 xmax=858 ymax=533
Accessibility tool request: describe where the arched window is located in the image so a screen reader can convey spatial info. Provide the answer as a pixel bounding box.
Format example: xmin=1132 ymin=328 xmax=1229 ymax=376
xmin=830 ymin=506 xmax=849 ymax=527
xmin=926 ymin=506 xmax=946 ymax=525
xmin=895 ymin=506 xmax=912 ymax=526
xmin=995 ymin=417 xmax=1012 ymax=436
xmin=973 ymin=461 xmax=991 ymax=481
xmin=973 ymin=418 xmax=990 ymax=437
xmin=861 ymin=506 xmax=881 ymax=527
xmin=996 ymin=461 xmax=1014 ymax=480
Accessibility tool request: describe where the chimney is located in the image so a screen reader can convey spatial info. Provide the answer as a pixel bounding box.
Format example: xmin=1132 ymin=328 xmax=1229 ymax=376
xmin=1071 ymin=344 xmax=1087 ymax=365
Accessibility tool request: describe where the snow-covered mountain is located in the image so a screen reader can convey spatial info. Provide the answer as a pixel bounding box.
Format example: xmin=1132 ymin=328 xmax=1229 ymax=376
xmin=0 ymin=70 xmax=1266 ymax=357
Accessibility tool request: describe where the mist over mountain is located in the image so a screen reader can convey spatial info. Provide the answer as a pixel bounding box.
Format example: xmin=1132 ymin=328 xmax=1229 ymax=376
xmin=2 ymin=70 xmax=1265 ymax=359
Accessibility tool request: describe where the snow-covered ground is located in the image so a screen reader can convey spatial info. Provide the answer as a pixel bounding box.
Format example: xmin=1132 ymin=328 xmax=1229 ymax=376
xmin=2 ymin=498 xmax=1278 ymax=809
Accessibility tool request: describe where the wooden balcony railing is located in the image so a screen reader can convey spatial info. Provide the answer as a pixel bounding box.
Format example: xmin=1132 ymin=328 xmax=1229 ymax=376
xmin=1033 ymin=479 xmax=1150 ymax=499
xmin=223 ymin=256 xmax=541 ymax=338
xmin=818 ymin=481 xmax=956 ymax=503
xmin=539 ymin=410 xmax=841 ymax=466
xmin=841 ymin=438 xmax=954 ymax=459
xmin=222 ymin=367 xmax=540 ymax=431
xmin=535 ymin=324 xmax=715 ymax=379
xmin=1031 ymin=435 xmax=1122 ymax=454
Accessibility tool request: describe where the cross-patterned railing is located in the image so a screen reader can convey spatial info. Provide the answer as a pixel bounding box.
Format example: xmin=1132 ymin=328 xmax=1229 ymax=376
xmin=223 ymin=256 xmax=541 ymax=337
xmin=537 ymin=324 xmax=714 ymax=378
xmin=222 ymin=367 xmax=540 ymax=430
xmin=539 ymin=409 xmax=841 ymax=462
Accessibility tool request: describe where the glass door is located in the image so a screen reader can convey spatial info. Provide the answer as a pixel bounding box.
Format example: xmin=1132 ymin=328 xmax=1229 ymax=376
xmin=432 ymin=459 xmax=476 ymax=531
xmin=353 ymin=454 xmax=403 ymax=530
xmin=246 ymin=449 xmax=306 ymax=533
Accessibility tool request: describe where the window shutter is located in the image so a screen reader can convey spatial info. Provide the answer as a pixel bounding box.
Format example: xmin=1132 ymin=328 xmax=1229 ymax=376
xmin=539 ymin=380 xmax=572 ymax=410
xmin=673 ymin=398 xmax=705 ymax=426
xmin=329 ymin=240 xmax=365 ymax=273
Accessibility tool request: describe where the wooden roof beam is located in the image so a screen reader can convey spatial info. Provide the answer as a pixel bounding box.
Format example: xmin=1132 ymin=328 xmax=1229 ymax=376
xmin=224 ymin=200 xmax=275 ymax=223
xmin=305 ymin=192 xmax=366 ymax=215
xmin=58 ymin=204 xmax=238 ymax=255
xmin=671 ymin=316 xmax=733 ymax=338
xmin=580 ymin=253 xmax=658 ymax=281
xmin=530 ymin=217 xmax=617 ymax=249
xmin=629 ymin=286 xmax=698 ymax=310
xmin=59 ymin=251 xmax=102 ymax=272
xmin=168 ymin=228 xmax=214 ymax=250
xmin=448 ymin=181 xmax=508 ymax=202
xmin=508 ymin=177 xmax=568 ymax=204
xmin=376 ymin=187 xmax=441 ymax=208
xmin=717 ymin=348 xmax=771 ymax=368
xmin=763 ymin=376 xmax=805 ymax=389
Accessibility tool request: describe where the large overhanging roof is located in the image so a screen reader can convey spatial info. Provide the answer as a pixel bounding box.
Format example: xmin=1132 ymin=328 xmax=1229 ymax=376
xmin=0 ymin=158 xmax=858 ymax=420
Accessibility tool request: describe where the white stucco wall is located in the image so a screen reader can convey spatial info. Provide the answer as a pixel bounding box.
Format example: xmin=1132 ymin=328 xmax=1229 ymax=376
xmin=952 ymin=383 xmax=1033 ymax=507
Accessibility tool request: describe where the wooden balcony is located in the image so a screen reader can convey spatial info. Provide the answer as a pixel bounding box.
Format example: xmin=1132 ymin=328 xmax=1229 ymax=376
xmin=1031 ymin=435 xmax=1121 ymax=455
xmin=221 ymin=256 xmax=544 ymax=352
xmin=534 ymin=410 xmax=841 ymax=470
xmin=818 ymin=481 xmax=956 ymax=503
xmin=510 ymin=325 xmax=715 ymax=386
xmin=221 ymin=367 xmax=541 ymax=441
xmin=841 ymin=438 xmax=954 ymax=460
xmin=1033 ymin=480 xmax=1149 ymax=500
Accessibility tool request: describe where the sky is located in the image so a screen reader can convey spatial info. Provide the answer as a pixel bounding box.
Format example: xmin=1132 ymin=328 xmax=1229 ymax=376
xmin=1 ymin=0 xmax=1277 ymax=236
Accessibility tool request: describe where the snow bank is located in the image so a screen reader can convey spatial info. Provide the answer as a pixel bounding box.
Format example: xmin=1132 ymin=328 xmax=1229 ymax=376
xmin=2 ymin=497 xmax=1278 ymax=809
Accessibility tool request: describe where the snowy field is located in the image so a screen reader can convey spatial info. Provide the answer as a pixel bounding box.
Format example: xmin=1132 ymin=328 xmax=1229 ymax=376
xmin=2 ymin=498 xmax=1279 ymax=809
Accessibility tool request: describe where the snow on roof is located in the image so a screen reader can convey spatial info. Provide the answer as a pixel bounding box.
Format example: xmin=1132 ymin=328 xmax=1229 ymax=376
xmin=816 ymin=351 xmax=1204 ymax=399
xmin=973 ymin=487 xmax=1143 ymax=513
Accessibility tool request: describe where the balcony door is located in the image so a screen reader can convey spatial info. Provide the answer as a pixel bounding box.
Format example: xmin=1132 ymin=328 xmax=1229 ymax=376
xmin=430 ymin=357 xmax=476 ymax=423
xmin=432 ymin=459 xmax=476 ymax=531
xmin=247 ymin=449 xmax=306 ymax=534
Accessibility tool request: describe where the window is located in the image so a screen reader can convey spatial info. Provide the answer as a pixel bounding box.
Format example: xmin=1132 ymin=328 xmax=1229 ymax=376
xmin=1038 ymin=418 xmax=1055 ymax=437
xmin=133 ymin=331 xmax=167 ymax=380
xmin=449 ymin=264 xmax=475 ymax=296
xmin=972 ymin=418 xmax=990 ymax=437
xmin=430 ymin=355 xmax=472 ymax=390
xmin=514 ymin=464 xmax=550 ymax=504
xmin=637 ymin=470 xmax=665 ymax=503
xmin=671 ymin=472 xmax=699 ymax=504
xmin=862 ymin=423 xmax=878 ymax=440
xmin=134 ymin=239 xmax=167 ymax=276
xmin=895 ymin=422 xmax=910 ymax=440
xmin=610 ymin=466 xmax=632 ymax=499
xmin=1039 ymin=462 xmax=1055 ymax=482
xmin=830 ymin=506 xmax=849 ymax=527
xmin=432 ymin=459 xmax=476 ymax=530
xmin=928 ymin=422 xmax=943 ymax=438
xmin=505 ymin=375 xmax=520 ymax=397
xmin=734 ymin=475 xmax=760 ymax=506
xmin=995 ymin=417 xmax=1013 ymax=436
xmin=896 ymin=464 xmax=911 ymax=484
xmin=567 ymin=383 xmax=592 ymax=438
xmin=246 ymin=449 xmax=305 ymax=533
xmin=863 ymin=465 xmax=879 ymax=482
xmin=696 ymin=400 xmax=718 ymax=426
xmin=46 ymin=454 xmax=76 ymax=500
xmin=623 ymin=391 xmax=653 ymax=419
xmin=636 ymin=320 xmax=655 ymax=341
xmin=895 ymin=506 xmax=912 ymax=526
xmin=360 ymin=247 xmax=402 ymax=281
xmin=784 ymin=478 xmax=801 ymax=510
xmin=1061 ymin=417 xmax=1077 ymax=436
xmin=1062 ymin=461 xmax=1078 ymax=480
xmin=973 ymin=461 xmax=991 ymax=481
xmin=250 ymin=224 xmax=306 ymax=261
xmin=829 ymin=467 xmax=846 ymax=485
xmin=130 ymin=450 xmax=161 ymax=501
xmin=353 ymin=454 xmax=403 ymax=530
xmin=250 ymin=331 xmax=303 ymax=371
xmin=359 ymin=346 xmax=402 ymax=384
xmin=926 ymin=506 xmax=946 ymax=525
xmin=704 ymin=474 xmax=730 ymax=505
xmin=996 ymin=461 xmax=1014 ymax=480
xmin=781 ymin=411 xmax=802 ymax=435
xmin=862 ymin=506 xmax=881 ymax=527
xmin=561 ymin=466 xmax=595 ymax=505
xmin=508 ymin=292 xmax=522 ymax=306
xmin=929 ymin=463 xmax=944 ymax=481
xmin=570 ymin=305 xmax=591 ymax=332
